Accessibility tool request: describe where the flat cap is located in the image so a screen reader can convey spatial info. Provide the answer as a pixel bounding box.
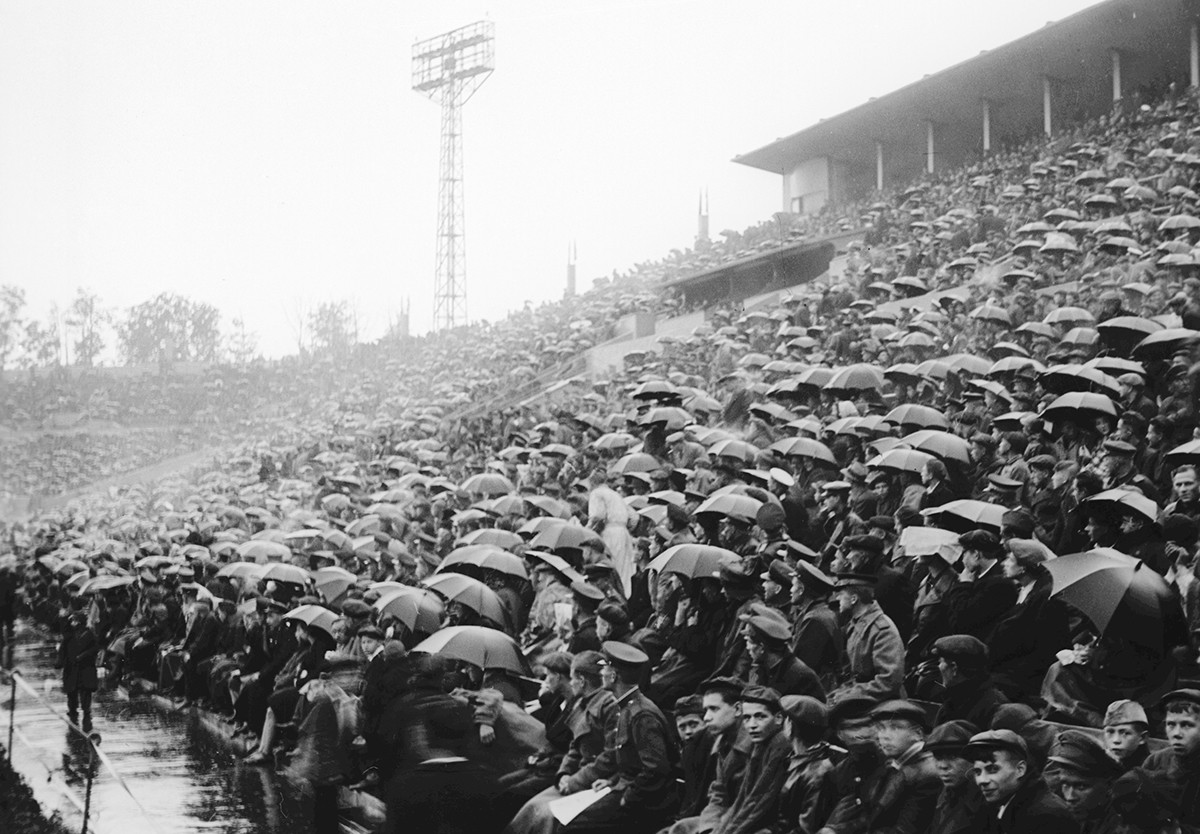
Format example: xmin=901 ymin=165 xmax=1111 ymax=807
xmin=843 ymin=462 xmax=869 ymax=482
xmin=756 ymin=502 xmax=786 ymax=531
xmin=821 ymin=480 xmax=853 ymax=493
xmin=1006 ymin=537 xmax=1054 ymax=567
xmin=870 ymin=699 xmax=930 ymax=731
xmin=262 ymin=598 xmax=288 ymax=614
xmin=1161 ymin=689 xmax=1200 ymax=710
xmin=341 ymin=599 xmax=372 ymax=618
xmin=930 ymin=634 xmax=989 ymax=665
xmin=597 ymin=601 xmax=630 ymax=628
xmin=829 ymin=695 xmax=878 ymax=726
xmin=969 ymin=433 xmax=997 ymax=449
xmin=1103 ymin=439 xmax=1138 ymax=456
xmin=1028 ymin=454 xmax=1058 ymax=471
xmin=600 ymin=641 xmax=648 ymax=668
xmin=747 ymin=613 xmax=792 ymax=642
xmin=718 ymin=560 xmax=757 ymax=587
xmin=986 ymin=473 xmax=1023 ymax=491
xmin=926 ymin=719 xmax=979 ymax=755
xmin=966 ymin=729 xmax=1029 ymax=760
xmin=1048 ymin=730 xmax=1124 ymax=779
xmin=571 ymin=650 xmax=605 ymax=679
xmin=739 ymin=685 xmax=782 ymax=712
xmin=358 ymin=624 xmax=385 ymax=640
xmin=959 ymin=529 xmax=1002 ymax=553
xmin=843 ymin=534 xmax=885 ymax=555
xmin=700 ymin=676 xmax=746 ymax=699
xmin=675 ymin=694 xmax=704 ymax=717
xmin=868 ymin=515 xmax=896 ymax=534
xmin=666 ymin=503 xmax=691 ymax=527
xmin=1104 ymin=699 xmax=1149 ymax=727
xmin=780 ymin=695 xmax=828 ymax=734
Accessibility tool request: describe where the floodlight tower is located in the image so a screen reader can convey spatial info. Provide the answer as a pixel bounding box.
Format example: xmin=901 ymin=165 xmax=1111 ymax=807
xmin=412 ymin=21 xmax=494 ymax=331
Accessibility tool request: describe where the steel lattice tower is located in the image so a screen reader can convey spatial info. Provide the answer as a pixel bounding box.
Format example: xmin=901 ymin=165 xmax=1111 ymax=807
xmin=412 ymin=22 xmax=494 ymax=331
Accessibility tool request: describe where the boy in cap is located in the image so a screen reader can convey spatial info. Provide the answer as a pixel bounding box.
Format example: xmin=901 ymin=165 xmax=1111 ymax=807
xmin=926 ymin=720 xmax=986 ymax=834
xmin=1102 ymin=699 xmax=1150 ymax=771
xmin=682 ymin=677 xmax=751 ymax=822
xmin=929 ymin=634 xmax=1009 ymax=730
xmin=966 ymin=730 xmax=1076 ymax=832
xmin=770 ymin=696 xmax=839 ymax=834
xmin=1045 ymin=731 xmax=1122 ymax=826
xmin=684 ymin=686 xmax=790 ymax=834
xmin=1143 ymin=688 xmax=1200 ymax=829
xmin=821 ymin=701 xmax=940 ymax=834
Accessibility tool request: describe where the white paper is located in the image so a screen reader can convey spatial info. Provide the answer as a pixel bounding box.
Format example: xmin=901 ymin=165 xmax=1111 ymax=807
xmin=549 ymin=786 xmax=612 ymax=825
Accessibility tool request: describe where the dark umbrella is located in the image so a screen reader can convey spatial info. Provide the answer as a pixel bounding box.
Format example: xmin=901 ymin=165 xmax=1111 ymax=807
xmin=1043 ymin=392 xmax=1119 ymax=422
xmin=1097 ymin=317 xmax=1165 ymax=356
xmin=695 ymin=492 xmax=763 ymax=524
xmin=421 ymin=573 xmax=509 ymax=623
xmin=609 ymin=452 xmax=661 ymax=474
xmin=439 ymin=545 xmax=529 ymax=580
xmin=528 ymin=520 xmax=604 ymax=552
xmin=768 ymin=436 xmax=838 ymax=466
xmin=921 ymin=499 xmax=1006 ymax=534
xmin=1045 ymin=550 xmax=1180 ymax=650
xmin=413 ymin=625 xmax=532 ymax=675
xmin=1132 ymin=329 xmax=1200 ymax=361
xmin=883 ymin=403 xmax=949 ymax=432
xmin=648 ymin=544 xmax=739 ymax=579
xmin=460 ymin=473 xmax=516 ymax=496
xmin=1038 ymin=365 xmax=1123 ymax=399
xmin=374 ymin=588 xmax=445 ymax=634
xmin=901 ymin=430 xmax=972 ymax=465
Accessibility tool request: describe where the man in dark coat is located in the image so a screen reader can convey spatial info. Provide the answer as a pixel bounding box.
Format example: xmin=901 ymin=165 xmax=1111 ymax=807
xmin=1143 ymin=688 xmax=1200 ymax=830
xmin=965 ymin=730 xmax=1079 ymax=833
xmin=926 ymin=720 xmax=985 ymax=834
xmin=942 ymin=530 xmax=1017 ymax=645
xmin=929 ymin=635 xmax=1008 ymax=730
xmin=744 ymin=613 xmax=825 ymax=702
xmin=178 ymin=597 xmax=222 ymax=702
xmin=768 ymin=695 xmax=840 ymax=834
xmin=60 ymin=608 xmax=100 ymax=731
xmin=788 ymin=559 xmax=843 ymax=690
xmin=834 ymin=534 xmax=913 ymax=642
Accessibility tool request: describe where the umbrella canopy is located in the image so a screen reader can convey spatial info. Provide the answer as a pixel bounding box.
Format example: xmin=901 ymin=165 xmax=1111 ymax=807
xmin=262 ymin=562 xmax=311 ymax=586
xmin=1084 ymin=489 xmax=1159 ymax=524
xmin=237 ymin=540 xmax=293 ymax=563
xmin=900 ymin=430 xmax=972 ymax=465
xmin=525 ymin=550 xmax=585 ymax=585
xmin=768 ymin=437 xmax=837 ymax=466
xmin=313 ymin=566 xmax=357 ymax=603
xmin=609 ymin=452 xmax=662 ymax=474
xmin=460 ymin=473 xmax=516 ymax=496
xmin=988 ymin=356 xmax=1044 ymax=377
xmin=1038 ymin=365 xmax=1122 ymax=398
xmin=439 ymin=545 xmax=529 ymax=580
xmin=922 ymin=499 xmax=1006 ymax=534
xmin=1166 ymin=439 xmax=1200 ymax=467
xmin=694 ymin=492 xmax=763 ymax=524
xmin=79 ymin=575 xmax=136 ymax=594
xmin=412 ymin=625 xmax=531 ymax=675
xmin=1132 ymin=328 xmax=1200 ymax=361
xmin=969 ymin=304 xmax=1012 ymax=325
xmin=421 ymin=572 xmax=509 ymax=623
xmin=593 ymin=432 xmax=639 ymax=452
xmin=1043 ymin=392 xmax=1119 ymax=422
xmin=283 ymin=604 xmax=338 ymax=640
xmin=824 ymin=364 xmax=885 ymax=392
xmin=708 ymin=438 xmax=759 ymax=463
xmin=882 ymin=403 xmax=950 ymax=432
xmin=216 ymin=561 xmax=268 ymax=581
xmin=1045 ymin=550 xmax=1181 ymax=649
xmin=1043 ymin=307 xmax=1095 ymax=326
xmin=868 ymin=448 xmax=936 ymax=475
xmin=648 ymin=544 xmax=739 ymax=579
xmin=374 ymin=587 xmax=445 ymax=634
xmin=457 ymin=528 xmax=525 ymax=550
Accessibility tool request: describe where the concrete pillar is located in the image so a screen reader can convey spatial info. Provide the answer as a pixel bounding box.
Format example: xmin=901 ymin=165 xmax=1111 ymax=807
xmin=926 ymin=122 xmax=935 ymax=174
xmin=1043 ymin=77 xmax=1053 ymax=137
xmin=1111 ymin=50 xmax=1122 ymax=103
xmin=982 ymin=100 xmax=992 ymax=154
xmin=875 ymin=141 xmax=884 ymax=191
xmin=1192 ymin=23 xmax=1199 ymax=88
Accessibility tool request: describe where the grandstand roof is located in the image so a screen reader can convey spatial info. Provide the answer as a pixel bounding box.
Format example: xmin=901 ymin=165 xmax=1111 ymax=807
xmin=735 ymin=0 xmax=1200 ymax=176
xmin=662 ymin=236 xmax=837 ymax=306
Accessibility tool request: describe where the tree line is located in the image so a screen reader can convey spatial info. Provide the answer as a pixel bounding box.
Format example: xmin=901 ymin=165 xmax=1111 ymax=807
xmin=0 ymin=287 xmax=380 ymax=371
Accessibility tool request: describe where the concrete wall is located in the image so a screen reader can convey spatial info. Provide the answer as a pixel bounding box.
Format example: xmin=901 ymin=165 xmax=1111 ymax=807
xmin=783 ymin=157 xmax=831 ymax=215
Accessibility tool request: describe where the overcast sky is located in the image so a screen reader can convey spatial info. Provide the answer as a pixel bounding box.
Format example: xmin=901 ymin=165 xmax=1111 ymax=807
xmin=0 ymin=0 xmax=1102 ymax=359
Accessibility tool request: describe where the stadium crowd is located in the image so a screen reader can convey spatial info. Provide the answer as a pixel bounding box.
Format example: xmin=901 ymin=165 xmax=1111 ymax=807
xmin=9 ymin=87 xmax=1200 ymax=834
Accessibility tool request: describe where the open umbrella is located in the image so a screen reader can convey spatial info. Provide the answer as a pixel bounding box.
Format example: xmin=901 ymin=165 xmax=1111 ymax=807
xmin=313 ymin=567 xmax=357 ymax=603
xmin=1084 ymin=489 xmax=1159 ymax=524
xmin=824 ymin=364 xmax=885 ymax=392
xmin=283 ymin=604 xmax=338 ymax=640
xmin=1038 ymin=365 xmax=1122 ymax=399
xmin=216 ymin=561 xmax=268 ymax=581
xmin=1043 ymin=307 xmax=1095 ymax=326
xmin=648 ymin=544 xmax=739 ymax=579
xmin=694 ymin=493 xmax=763 ymax=524
xmin=1132 ymin=329 xmax=1200 ymax=361
xmin=525 ymin=550 xmax=585 ymax=584
xmin=1045 ymin=550 xmax=1181 ymax=650
xmin=262 ymin=562 xmax=311 ymax=586
xmin=237 ymin=540 xmax=293 ymax=563
xmin=882 ymin=404 xmax=950 ymax=432
xmin=768 ymin=437 xmax=837 ymax=466
xmin=988 ymin=356 xmax=1044 ymax=377
xmin=609 ymin=452 xmax=662 ymax=474
xmin=79 ymin=575 xmax=136 ymax=594
xmin=413 ymin=626 xmax=531 ymax=675
xmin=969 ymin=304 xmax=1012 ymax=325
xmin=460 ymin=473 xmax=516 ymax=496
xmin=708 ymin=438 xmax=759 ymax=463
xmin=900 ymin=430 xmax=972 ymax=465
xmin=422 ymin=573 xmax=509 ymax=623
xmin=1166 ymin=439 xmax=1200 ymax=467
xmin=868 ymin=448 xmax=936 ymax=475
xmin=639 ymin=406 xmax=693 ymax=431
xmin=374 ymin=587 xmax=445 ymax=634
xmin=593 ymin=432 xmax=638 ymax=452
xmin=1043 ymin=392 xmax=1119 ymax=422
xmin=457 ymin=528 xmax=524 ymax=550
xmin=922 ymin=499 xmax=1006 ymax=534
xmin=439 ymin=545 xmax=529 ymax=580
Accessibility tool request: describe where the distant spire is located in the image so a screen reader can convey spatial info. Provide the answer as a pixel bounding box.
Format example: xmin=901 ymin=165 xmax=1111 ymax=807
xmin=566 ymin=241 xmax=577 ymax=297
xmin=697 ymin=188 xmax=710 ymax=244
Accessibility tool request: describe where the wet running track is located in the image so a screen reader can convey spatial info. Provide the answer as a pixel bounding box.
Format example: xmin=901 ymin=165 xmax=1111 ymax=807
xmin=2 ymin=622 xmax=320 ymax=834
